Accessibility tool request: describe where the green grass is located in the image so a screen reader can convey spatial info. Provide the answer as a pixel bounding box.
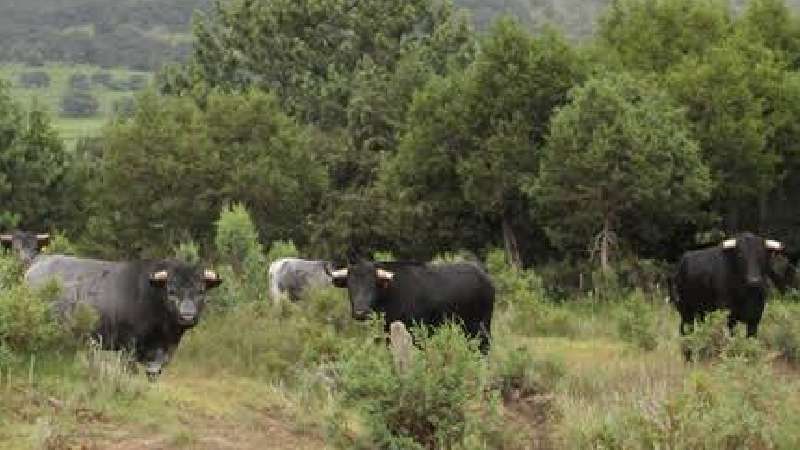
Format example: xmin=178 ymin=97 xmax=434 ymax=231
xmin=1 ymin=285 xmax=799 ymax=448
xmin=0 ymin=63 xmax=151 ymax=148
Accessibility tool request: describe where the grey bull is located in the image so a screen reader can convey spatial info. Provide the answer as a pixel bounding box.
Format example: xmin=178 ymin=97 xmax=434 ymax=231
xmin=25 ymin=255 xmax=222 ymax=379
xmin=268 ymin=258 xmax=333 ymax=303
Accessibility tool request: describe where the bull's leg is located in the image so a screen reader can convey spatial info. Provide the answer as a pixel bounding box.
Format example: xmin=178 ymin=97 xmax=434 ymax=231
xmin=727 ymin=314 xmax=738 ymax=335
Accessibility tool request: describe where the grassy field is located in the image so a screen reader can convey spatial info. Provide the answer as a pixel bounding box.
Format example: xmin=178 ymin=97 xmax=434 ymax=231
xmin=1 ymin=281 xmax=798 ymax=449
xmin=0 ymin=63 xmax=151 ymax=148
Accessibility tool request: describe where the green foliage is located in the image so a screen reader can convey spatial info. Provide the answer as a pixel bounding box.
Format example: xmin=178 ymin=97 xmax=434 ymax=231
xmin=760 ymin=301 xmax=800 ymax=364
xmin=491 ymin=344 xmax=566 ymax=398
xmin=0 ymin=280 xmax=64 ymax=358
xmin=682 ymin=311 xmax=766 ymax=362
xmin=0 ymin=81 xmax=74 ymax=230
xmin=385 ymin=20 xmax=582 ymax=260
xmin=571 ymin=356 xmax=800 ymax=449
xmin=178 ymin=286 xmax=360 ymax=380
xmin=173 ymin=240 xmax=200 ymax=265
xmin=86 ymin=90 xmax=327 ymax=258
xmin=213 ymin=203 xmax=267 ymax=305
xmin=266 ymin=240 xmax=299 ymax=262
xmin=614 ymin=292 xmax=658 ymax=351
xmin=598 ymin=0 xmax=731 ymax=72
xmin=331 ymin=323 xmax=502 ymax=449
xmin=41 ymin=231 xmax=77 ymax=255
xmin=533 ymin=72 xmax=711 ymax=260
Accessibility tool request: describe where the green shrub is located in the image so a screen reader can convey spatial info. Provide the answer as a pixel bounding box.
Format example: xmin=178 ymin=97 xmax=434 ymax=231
xmin=176 ymin=286 xmax=361 ymax=380
xmin=266 ymin=239 xmax=299 ymax=262
xmin=0 ymin=254 xmax=24 ymax=288
xmin=508 ymin=300 xmax=581 ymax=338
xmin=331 ymin=323 xmax=509 ymax=449
xmin=41 ymin=232 xmax=77 ymax=255
xmin=173 ymin=240 xmax=200 ymax=264
xmin=570 ymin=356 xmax=800 ymax=449
xmin=491 ymin=345 xmax=566 ymax=400
xmin=681 ymin=311 xmax=766 ymax=362
xmin=615 ymin=291 xmax=658 ymax=351
xmin=214 ymin=203 xmax=268 ymax=304
xmin=0 ymin=281 xmax=63 ymax=356
xmin=760 ymin=301 xmax=800 ymax=365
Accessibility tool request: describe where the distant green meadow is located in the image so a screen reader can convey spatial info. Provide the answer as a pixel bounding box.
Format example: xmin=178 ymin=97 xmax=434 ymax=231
xmin=0 ymin=63 xmax=151 ymax=147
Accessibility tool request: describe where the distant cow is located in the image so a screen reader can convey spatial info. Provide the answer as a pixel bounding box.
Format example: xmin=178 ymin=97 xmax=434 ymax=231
xmin=329 ymin=258 xmax=495 ymax=353
xmin=25 ymin=255 xmax=222 ymax=379
xmin=1 ymin=231 xmax=49 ymax=266
xmin=268 ymin=258 xmax=332 ymax=303
xmin=670 ymin=233 xmax=785 ymax=339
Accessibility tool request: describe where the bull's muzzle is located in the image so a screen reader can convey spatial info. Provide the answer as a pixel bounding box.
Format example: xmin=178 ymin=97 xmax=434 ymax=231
xmin=145 ymin=362 xmax=162 ymax=382
xmin=178 ymin=300 xmax=198 ymax=325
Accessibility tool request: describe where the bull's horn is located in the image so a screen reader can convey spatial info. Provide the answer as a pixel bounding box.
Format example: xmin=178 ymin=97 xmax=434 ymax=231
xmin=36 ymin=233 xmax=50 ymax=240
xmin=203 ymin=269 xmax=219 ymax=280
xmin=0 ymin=234 xmax=11 ymax=242
xmin=766 ymin=239 xmax=784 ymax=251
xmin=376 ymin=269 xmax=394 ymax=280
xmin=331 ymin=269 xmax=348 ymax=278
xmin=150 ymin=270 xmax=169 ymax=281
xmin=722 ymin=239 xmax=737 ymax=249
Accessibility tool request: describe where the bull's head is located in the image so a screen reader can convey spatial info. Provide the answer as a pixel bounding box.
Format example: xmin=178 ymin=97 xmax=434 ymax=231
xmin=149 ymin=263 xmax=223 ymax=326
xmin=721 ymin=233 xmax=783 ymax=288
xmin=328 ymin=258 xmax=394 ymax=320
xmin=1 ymin=231 xmax=49 ymax=267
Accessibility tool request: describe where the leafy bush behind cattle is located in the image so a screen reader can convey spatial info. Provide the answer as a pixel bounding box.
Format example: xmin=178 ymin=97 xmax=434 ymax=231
xmin=266 ymin=239 xmax=300 ymax=263
xmin=213 ymin=203 xmax=268 ymax=306
xmin=0 ymin=278 xmax=64 ymax=362
xmin=614 ymin=290 xmax=660 ymax=351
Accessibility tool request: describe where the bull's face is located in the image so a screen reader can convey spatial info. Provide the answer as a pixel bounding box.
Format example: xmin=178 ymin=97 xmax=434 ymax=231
xmin=722 ymin=234 xmax=783 ymax=288
xmin=329 ymin=259 xmax=394 ymax=320
xmin=0 ymin=232 xmax=49 ymax=267
xmin=149 ymin=266 xmax=222 ymax=327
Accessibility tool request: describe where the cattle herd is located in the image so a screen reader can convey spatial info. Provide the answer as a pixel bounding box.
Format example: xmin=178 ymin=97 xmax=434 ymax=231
xmin=0 ymin=230 xmax=795 ymax=378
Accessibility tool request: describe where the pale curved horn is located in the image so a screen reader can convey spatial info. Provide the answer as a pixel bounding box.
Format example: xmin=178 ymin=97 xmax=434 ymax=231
xmin=376 ymin=269 xmax=394 ymax=280
xmin=0 ymin=234 xmax=11 ymax=242
xmin=203 ymin=269 xmax=219 ymax=281
xmin=331 ymin=269 xmax=348 ymax=278
xmin=150 ymin=270 xmax=168 ymax=281
xmin=36 ymin=233 xmax=50 ymax=240
xmin=766 ymin=239 xmax=784 ymax=251
xmin=722 ymin=239 xmax=737 ymax=249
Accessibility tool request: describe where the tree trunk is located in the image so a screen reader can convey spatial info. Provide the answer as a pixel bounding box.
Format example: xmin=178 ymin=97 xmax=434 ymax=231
xmin=600 ymin=214 xmax=611 ymax=273
xmin=502 ymin=212 xmax=522 ymax=269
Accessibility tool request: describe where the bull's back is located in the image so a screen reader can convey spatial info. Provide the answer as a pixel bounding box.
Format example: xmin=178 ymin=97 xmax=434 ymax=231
xmin=389 ymin=263 xmax=494 ymax=317
xmin=25 ymin=255 xmax=130 ymax=314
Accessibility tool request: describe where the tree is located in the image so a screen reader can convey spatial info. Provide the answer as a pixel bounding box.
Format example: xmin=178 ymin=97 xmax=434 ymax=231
xmin=384 ymin=19 xmax=582 ymax=265
xmin=85 ymin=90 xmax=327 ymax=257
xmin=532 ymin=72 xmax=711 ymax=272
xmin=598 ymin=0 xmax=731 ymax=73
xmin=664 ymin=36 xmax=787 ymax=231
xmin=0 ymin=81 xmax=72 ymax=231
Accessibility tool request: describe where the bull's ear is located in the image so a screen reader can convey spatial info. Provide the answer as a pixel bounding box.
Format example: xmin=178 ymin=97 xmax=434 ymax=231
xmin=36 ymin=233 xmax=50 ymax=249
xmin=203 ymin=269 xmax=222 ymax=289
xmin=330 ymin=268 xmax=348 ymax=288
xmin=149 ymin=270 xmax=168 ymax=287
xmin=0 ymin=234 xmax=11 ymax=249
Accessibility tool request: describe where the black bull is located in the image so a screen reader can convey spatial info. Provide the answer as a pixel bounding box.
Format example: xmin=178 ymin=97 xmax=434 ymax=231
xmin=329 ymin=259 xmax=495 ymax=353
xmin=670 ymin=233 xmax=786 ymax=338
xmin=25 ymin=255 xmax=222 ymax=379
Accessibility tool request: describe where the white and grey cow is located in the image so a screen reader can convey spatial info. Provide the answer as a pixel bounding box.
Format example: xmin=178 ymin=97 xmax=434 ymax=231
xmin=268 ymin=257 xmax=333 ymax=303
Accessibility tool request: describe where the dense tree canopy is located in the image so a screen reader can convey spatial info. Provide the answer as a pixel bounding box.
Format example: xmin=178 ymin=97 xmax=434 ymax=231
xmin=533 ymin=73 xmax=711 ymax=269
